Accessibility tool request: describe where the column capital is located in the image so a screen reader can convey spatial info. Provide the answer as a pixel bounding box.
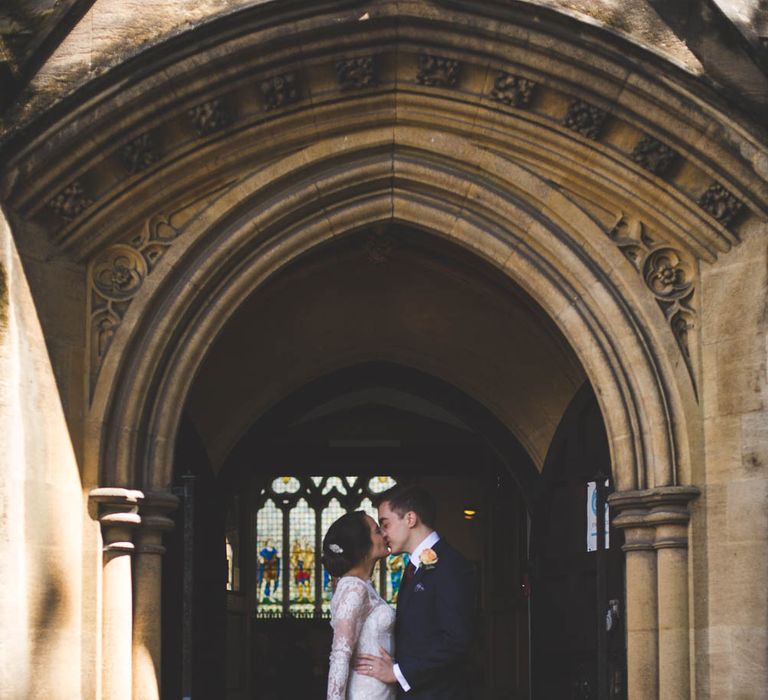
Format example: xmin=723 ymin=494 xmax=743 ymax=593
xmin=136 ymin=491 xmax=180 ymax=555
xmin=89 ymin=487 xmax=145 ymax=553
xmin=610 ymin=485 xmax=699 ymax=553
xmin=609 ymin=485 xmax=699 ymax=526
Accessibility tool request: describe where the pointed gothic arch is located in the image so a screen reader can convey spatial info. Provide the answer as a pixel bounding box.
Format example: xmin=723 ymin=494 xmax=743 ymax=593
xmin=3 ymin=2 xmax=765 ymax=698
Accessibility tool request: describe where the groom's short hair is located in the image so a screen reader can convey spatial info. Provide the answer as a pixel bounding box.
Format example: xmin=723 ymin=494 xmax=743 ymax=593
xmin=374 ymin=484 xmax=437 ymax=529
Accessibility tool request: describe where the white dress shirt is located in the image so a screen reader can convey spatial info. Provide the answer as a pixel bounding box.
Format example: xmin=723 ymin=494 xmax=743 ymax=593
xmin=393 ymin=531 xmax=441 ymax=692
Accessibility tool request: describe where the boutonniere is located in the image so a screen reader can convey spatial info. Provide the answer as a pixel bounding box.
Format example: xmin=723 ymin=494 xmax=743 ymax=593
xmin=419 ymin=548 xmax=438 ymax=570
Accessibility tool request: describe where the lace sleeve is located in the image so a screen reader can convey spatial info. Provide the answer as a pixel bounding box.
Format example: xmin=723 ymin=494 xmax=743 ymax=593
xmin=327 ymin=578 xmax=370 ymax=700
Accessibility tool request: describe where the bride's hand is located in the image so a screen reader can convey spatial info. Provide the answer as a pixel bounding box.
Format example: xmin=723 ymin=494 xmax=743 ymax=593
xmin=354 ymin=647 xmax=396 ymax=684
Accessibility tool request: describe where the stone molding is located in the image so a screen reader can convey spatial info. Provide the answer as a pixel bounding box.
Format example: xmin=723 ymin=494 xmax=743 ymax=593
xmin=85 ymin=142 xmax=692 ymax=493
xmin=89 ymin=487 xmax=144 ymax=554
xmin=136 ymin=491 xmax=179 ymax=556
xmin=610 ymin=485 xmax=700 ymax=550
xmin=0 ymin=2 xmax=762 ymax=263
xmin=89 ymin=488 xmax=178 ymax=555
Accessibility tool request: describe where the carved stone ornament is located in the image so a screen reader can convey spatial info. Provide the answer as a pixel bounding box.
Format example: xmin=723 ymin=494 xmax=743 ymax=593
xmin=417 ymin=54 xmax=460 ymax=88
xmin=48 ymin=181 xmax=93 ymax=223
xmin=88 ymin=183 xmax=234 ymax=391
xmin=490 ymin=72 xmax=536 ymax=108
xmin=336 ymin=56 xmax=377 ymax=90
xmin=120 ymin=133 xmax=160 ymax=174
xmin=92 ymin=245 xmax=148 ymax=301
xmin=631 ymin=135 xmax=678 ymax=176
xmin=188 ymin=99 xmax=227 ymax=136
xmin=261 ymin=73 xmax=298 ymax=110
xmin=697 ymin=182 xmax=743 ymax=226
xmin=563 ymin=99 xmax=608 ymax=140
xmin=607 ymin=215 xmax=697 ymax=391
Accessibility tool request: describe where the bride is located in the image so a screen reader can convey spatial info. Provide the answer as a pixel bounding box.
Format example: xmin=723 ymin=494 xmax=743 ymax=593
xmin=323 ymin=511 xmax=396 ymax=699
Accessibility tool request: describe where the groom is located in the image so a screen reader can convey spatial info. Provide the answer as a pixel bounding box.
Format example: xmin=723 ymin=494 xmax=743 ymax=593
xmin=355 ymin=485 xmax=475 ymax=698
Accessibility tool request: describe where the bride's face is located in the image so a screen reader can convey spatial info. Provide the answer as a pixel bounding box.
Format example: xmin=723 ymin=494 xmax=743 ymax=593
xmin=365 ymin=515 xmax=389 ymax=560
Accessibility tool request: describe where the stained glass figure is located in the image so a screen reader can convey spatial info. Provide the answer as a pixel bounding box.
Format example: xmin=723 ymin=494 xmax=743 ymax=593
xmin=256 ymin=499 xmax=283 ymax=615
xmin=368 ymin=475 xmax=396 ymax=493
xmin=289 ymin=499 xmax=315 ymax=614
xmin=386 ymin=552 xmax=409 ymax=604
xmin=272 ymin=476 xmax=300 ymax=493
xmin=322 ymin=477 xmax=347 ymax=495
xmin=321 ymin=498 xmax=346 ymax=614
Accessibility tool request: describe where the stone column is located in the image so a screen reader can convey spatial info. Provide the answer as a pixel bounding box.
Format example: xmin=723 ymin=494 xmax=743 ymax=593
xmin=613 ymin=508 xmax=659 ymax=698
xmin=133 ymin=492 xmax=179 ymax=700
xmin=650 ymin=494 xmax=697 ymax=700
xmin=610 ymin=486 xmax=699 ymax=700
xmin=90 ymin=488 xmax=144 ymax=700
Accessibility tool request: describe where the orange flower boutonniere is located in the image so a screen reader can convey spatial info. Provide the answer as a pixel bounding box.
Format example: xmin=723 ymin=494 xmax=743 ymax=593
xmin=419 ymin=548 xmax=439 ymax=570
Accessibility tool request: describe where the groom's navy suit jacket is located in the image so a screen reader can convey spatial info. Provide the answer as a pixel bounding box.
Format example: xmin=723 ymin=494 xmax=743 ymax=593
xmin=394 ymin=539 xmax=475 ymax=699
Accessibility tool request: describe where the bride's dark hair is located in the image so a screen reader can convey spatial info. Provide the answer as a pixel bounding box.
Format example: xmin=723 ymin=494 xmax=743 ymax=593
xmin=322 ymin=510 xmax=372 ymax=577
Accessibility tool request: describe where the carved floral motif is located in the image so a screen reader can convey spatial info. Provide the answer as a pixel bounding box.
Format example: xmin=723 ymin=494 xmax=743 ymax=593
xmin=261 ymin=73 xmax=298 ymax=110
xmin=607 ymin=215 xmax=697 ymax=389
xmin=88 ymin=183 xmax=235 ymax=391
xmin=48 ymin=181 xmax=93 ymax=223
xmin=697 ymin=182 xmax=743 ymax=226
xmin=490 ymin=72 xmax=536 ymax=107
xmin=631 ymin=135 xmax=678 ymax=176
xmin=563 ymin=100 xmax=607 ymax=139
xmin=336 ymin=56 xmax=377 ymax=90
xmin=417 ymin=54 xmax=460 ymax=87
xmin=120 ymin=133 xmax=159 ymax=173
xmin=643 ymin=248 xmax=693 ymax=300
xmin=188 ymin=99 xmax=227 ymax=136
xmin=92 ymin=245 xmax=147 ymax=300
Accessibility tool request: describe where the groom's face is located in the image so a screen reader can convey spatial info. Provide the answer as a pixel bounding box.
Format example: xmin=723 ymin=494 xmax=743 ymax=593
xmin=378 ymin=500 xmax=410 ymax=555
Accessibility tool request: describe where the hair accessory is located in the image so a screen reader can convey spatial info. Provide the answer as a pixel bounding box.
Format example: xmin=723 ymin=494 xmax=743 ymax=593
xmin=329 ymin=543 xmax=344 ymax=554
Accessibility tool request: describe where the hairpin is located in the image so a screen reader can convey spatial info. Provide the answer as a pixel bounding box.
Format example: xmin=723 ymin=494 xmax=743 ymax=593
xmin=329 ymin=543 xmax=344 ymax=554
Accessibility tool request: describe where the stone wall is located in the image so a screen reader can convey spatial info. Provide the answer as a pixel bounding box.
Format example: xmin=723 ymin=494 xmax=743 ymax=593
xmin=0 ymin=208 xmax=85 ymax=698
xmin=695 ymin=219 xmax=768 ymax=696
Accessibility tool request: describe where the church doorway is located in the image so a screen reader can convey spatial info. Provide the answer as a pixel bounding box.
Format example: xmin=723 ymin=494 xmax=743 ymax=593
xmin=156 ymin=228 xmax=625 ymax=699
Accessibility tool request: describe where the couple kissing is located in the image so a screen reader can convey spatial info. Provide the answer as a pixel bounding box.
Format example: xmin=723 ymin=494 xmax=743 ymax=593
xmin=323 ymin=484 xmax=475 ymax=699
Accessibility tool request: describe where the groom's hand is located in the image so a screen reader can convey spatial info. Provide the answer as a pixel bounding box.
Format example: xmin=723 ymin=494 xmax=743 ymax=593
xmin=355 ymin=647 xmax=396 ymax=684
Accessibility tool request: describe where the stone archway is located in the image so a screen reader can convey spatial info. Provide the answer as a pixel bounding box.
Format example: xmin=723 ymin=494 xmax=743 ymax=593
xmin=91 ymin=132 xmax=699 ymax=699
xmin=3 ymin=2 xmax=766 ymax=698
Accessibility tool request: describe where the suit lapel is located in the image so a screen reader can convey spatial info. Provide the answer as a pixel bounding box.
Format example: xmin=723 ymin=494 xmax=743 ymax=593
xmin=396 ymin=541 xmax=445 ymax=620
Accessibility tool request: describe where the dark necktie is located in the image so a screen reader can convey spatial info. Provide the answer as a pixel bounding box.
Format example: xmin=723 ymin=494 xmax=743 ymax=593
xmin=402 ymin=561 xmax=416 ymax=589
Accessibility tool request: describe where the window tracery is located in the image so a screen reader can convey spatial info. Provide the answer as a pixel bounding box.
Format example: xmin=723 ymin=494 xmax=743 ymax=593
xmin=228 ymin=475 xmax=403 ymax=618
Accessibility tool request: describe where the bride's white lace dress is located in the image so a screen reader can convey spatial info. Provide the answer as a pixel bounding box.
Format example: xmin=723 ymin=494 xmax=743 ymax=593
xmin=327 ymin=576 xmax=396 ymax=699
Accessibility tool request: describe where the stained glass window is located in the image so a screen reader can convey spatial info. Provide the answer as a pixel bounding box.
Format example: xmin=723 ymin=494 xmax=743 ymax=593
xmin=385 ymin=552 xmax=410 ymax=604
xmin=272 ymin=476 xmax=301 ymax=493
xmin=289 ymin=499 xmax=316 ymax=616
xmin=321 ymin=498 xmax=346 ymax=614
xmin=368 ymin=475 xmax=396 ymax=493
xmin=322 ymin=477 xmax=347 ymax=495
xmin=247 ymin=475 xmax=398 ymax=618
xmin=255 ymin=500 xmax=283 ymax=616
